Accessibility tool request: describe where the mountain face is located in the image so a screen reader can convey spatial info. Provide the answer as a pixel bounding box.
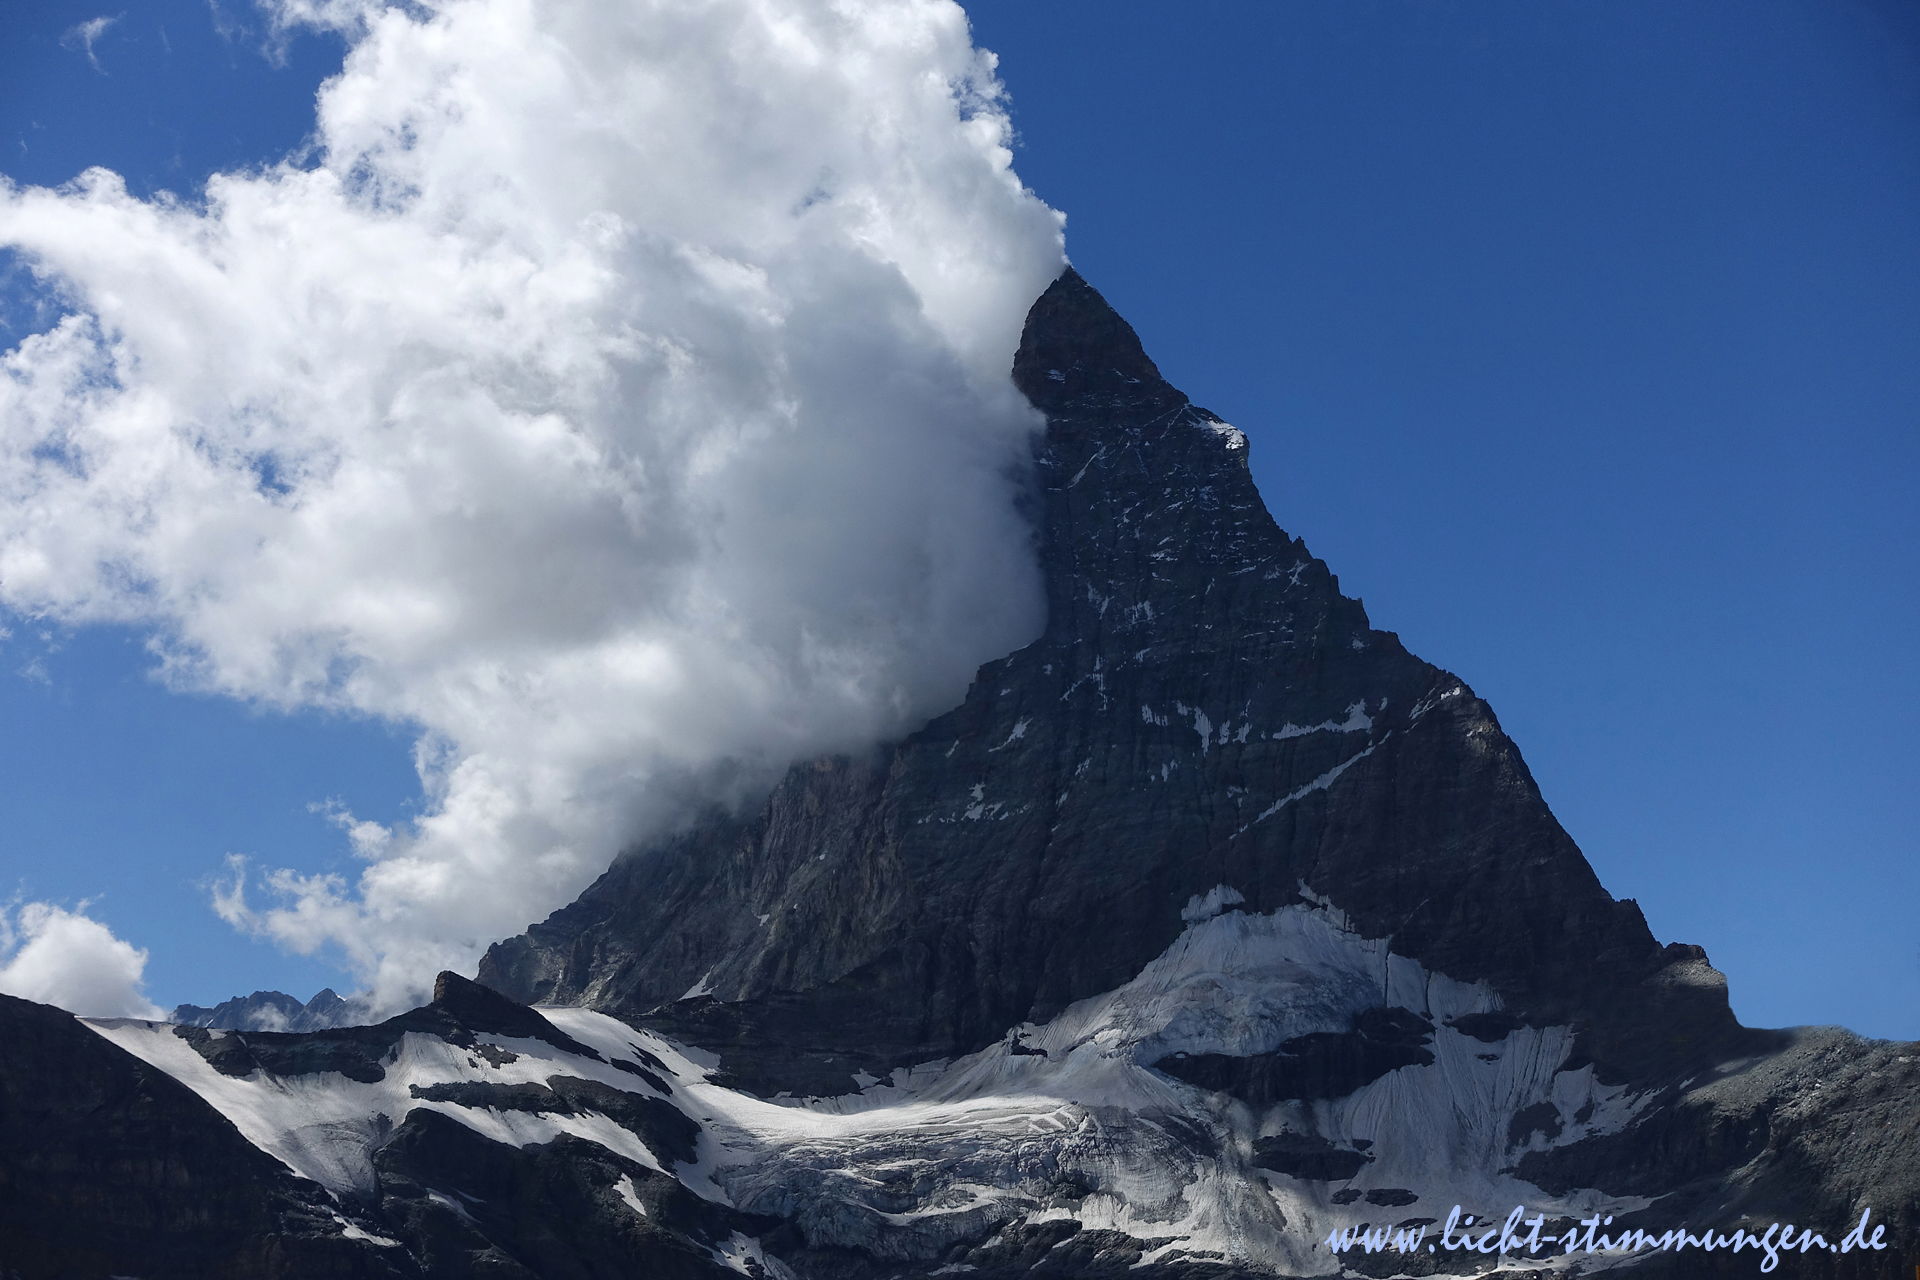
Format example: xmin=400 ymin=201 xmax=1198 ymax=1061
xmin=5 ymin=270 xmax=1912 ymax=1279
xmin=477 ymin=268 xmax=1733 ymax=1096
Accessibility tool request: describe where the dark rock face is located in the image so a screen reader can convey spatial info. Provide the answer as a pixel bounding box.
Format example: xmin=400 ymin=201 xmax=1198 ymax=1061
xmin=479 ymin=268 xmax=1735 ymax=1096
xmin=1248 ymin=1133 xmax=1373 ymax=1182
xmin=1156 ymin=1005 xmax=1437 ymax=1105
xmin=369 ymin=1113 xmax=749 ymax=1280
xmin=0 ymin=991 xmax=409 ymax=1279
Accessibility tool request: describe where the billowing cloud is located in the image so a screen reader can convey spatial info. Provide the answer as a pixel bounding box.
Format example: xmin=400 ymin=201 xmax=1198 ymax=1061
xmin=0 ymin=902 xmax=166 ymax=1019
xmin=0 ymin=0 xmax=1064 ymax=1010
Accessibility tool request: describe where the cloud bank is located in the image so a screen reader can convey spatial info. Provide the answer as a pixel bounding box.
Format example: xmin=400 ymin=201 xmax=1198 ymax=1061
xmin=0 ymin=902 xmax=166 ymax=1019
xmin=0 ymin=0 xmax=1064 ymax=1010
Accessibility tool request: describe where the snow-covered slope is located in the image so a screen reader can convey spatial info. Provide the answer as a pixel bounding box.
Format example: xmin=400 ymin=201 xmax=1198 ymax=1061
xmin=76 ymin=898 xmax=1673 ymax=1278
xmin=634 ymin=895 xmax=1664 ymax=1276
xmin=77 ymin=974 xmax=784 ymax=1277
xmin=88 ymin=1015 xmax=674 ymax=1201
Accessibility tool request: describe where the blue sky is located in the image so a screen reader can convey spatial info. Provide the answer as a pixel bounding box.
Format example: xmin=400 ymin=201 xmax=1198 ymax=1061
xmin=2 ymin=0 xmax=1915 ymax=1039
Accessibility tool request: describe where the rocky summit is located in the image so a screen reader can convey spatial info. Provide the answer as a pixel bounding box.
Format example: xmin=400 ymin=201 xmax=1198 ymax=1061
xmin=481 ymin=267 xmax=1737 ymax=1096
xmin=4 ymin=270 xmax=1913 ymax=1279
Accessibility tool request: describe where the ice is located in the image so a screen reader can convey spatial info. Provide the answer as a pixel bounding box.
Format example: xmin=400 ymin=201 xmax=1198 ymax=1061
xmin=82 ymin=1021 xmax=672 ymax=1196
xmin=79 ymin=893 xmax=1647 ymax=1273
xmin=1181 ymin=885 xmax=1246 ymax=923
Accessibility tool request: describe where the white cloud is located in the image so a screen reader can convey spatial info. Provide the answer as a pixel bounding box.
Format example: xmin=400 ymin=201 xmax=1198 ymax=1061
xmin=0 ymin=0 xmax=1064 ymax=1011
xmin=0 ymin=901 xmax=166 ymax=1019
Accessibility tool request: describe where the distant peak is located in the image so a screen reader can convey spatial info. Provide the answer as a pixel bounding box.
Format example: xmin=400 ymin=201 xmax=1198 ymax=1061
xmin=1012 ymin=268 xmax=1185 ymax=415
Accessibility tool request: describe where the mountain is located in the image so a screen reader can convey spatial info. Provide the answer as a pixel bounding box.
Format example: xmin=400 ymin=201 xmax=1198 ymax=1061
xmin=0 ymin=988 xmax=401 ymax=1278
xmin=477 ymin=267 xmax=1741 ymax=1095
xmin=5 ymin=973 xmax=758 ymax=1278
xmin=174 ymin=987 xmax=374 ymax=1033
xmin=3 ymin=269 xmax=1911 ymax=1278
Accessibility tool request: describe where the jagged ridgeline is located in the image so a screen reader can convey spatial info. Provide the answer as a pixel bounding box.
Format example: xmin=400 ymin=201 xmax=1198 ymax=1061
xmin=4 ymin=270 xmax=1912 ymax=1279
xmin=480 ymin=267 xmax=1736 ymax=1094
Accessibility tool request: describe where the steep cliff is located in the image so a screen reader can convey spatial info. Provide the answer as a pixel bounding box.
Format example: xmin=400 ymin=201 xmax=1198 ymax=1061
xmin=479 ymin=269 xmax=1743 ymax=1098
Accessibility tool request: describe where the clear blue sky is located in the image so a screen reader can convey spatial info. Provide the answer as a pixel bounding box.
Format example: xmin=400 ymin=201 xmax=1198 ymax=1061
xmin=3 ymin=0 xmax=1916 ymax=1039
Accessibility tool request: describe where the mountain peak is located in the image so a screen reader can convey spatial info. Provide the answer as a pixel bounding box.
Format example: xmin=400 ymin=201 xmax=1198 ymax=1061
xmin=1012 ymin=267 xmax=1183 ymax=415
xmin=482 ymin=270 xmax=1710 ymax=1099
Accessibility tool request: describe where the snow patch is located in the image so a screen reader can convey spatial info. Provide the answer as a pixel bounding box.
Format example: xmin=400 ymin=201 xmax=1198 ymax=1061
xmin=1265 ymin=701 xmax=1371 ymax=740
xmin=337 ymin=1215 xmax=403 ymax=1247
xmin=1173 ymin=702 xmax=1214 ymax=754
xmin=1202 ymin=420 xmax=1247 ymax=452
xmin=1242 ymin=743 xmax=1378 ymax=831
xmin=1181 ymin=885 xmax=1246 ymax=923
xmin=613 ymin=1174 xmax=648 ymax=1217
xmin=1410 ymin=684 xmax=1465 ymax=721
xmin=990 ymin=718 xmax=1029 ymax=750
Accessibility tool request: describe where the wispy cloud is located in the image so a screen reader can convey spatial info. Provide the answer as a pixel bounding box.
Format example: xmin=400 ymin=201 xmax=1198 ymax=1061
xmin=60 ymin=14 xmax=122 ymax=75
